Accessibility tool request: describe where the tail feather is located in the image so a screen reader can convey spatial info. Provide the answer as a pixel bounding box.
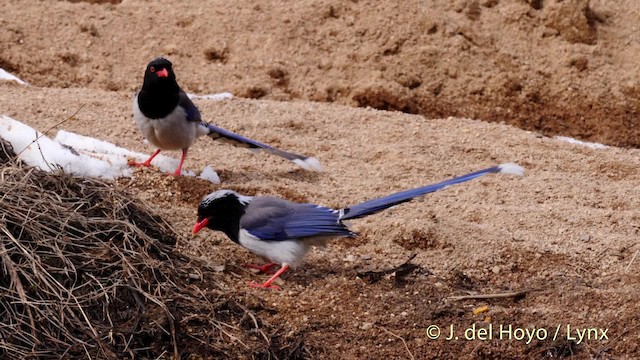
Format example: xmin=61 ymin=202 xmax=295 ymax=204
xmin=340 ymin=163 xmax=524 ymax=220
xmin=205 ymin=123 xmax=322 ymax=171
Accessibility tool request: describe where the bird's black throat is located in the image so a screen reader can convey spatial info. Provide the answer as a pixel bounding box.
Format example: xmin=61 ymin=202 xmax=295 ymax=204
xmin=198 ymin=194 xmax=248 ymax=244
xmin=137 ymin=75 xmax=181 ymax=119
xmin=216 ymin=218 xmax=242 ymax=244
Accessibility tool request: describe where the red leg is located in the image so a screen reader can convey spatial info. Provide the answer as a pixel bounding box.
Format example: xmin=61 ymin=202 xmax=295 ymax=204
xmin=244 ymin=263 xmax=278 ymax=274
xmin=171 ymin=149 xmax=188 ymax=176
xmin=129 ymin=149 xmax=161 ymax=167
xmin=248 ymin=265 xmax=290 ymax=290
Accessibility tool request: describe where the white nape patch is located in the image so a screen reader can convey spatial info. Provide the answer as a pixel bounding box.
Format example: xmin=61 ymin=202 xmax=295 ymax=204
xmin=0 ymin=116 xmax=220 ymax=183
xmin=187 ymin=92 xmax=234 ymax=101
xmin=497 ymin=162 xmax=525 ymax=177
xmin=238 ymin=229 xmax=310 ymax=268
xmin=555 ymin=136 xmax=607 ymax=149
xmin=292 ymin=157 xmax=323 ymax=172
xmin=201 ymin=190 xmax=253 ymax=208
xmin=0 ymin=68 xmax=27 ymax=85
xmin=199 ymin=166 xmax=220 ymax=184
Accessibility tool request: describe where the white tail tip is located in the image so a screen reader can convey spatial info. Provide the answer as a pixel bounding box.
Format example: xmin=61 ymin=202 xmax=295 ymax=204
xmin=293 ymin=157 xmax=323 ymax=172
xmin=498 ymin=162 xmax=525 ymax=176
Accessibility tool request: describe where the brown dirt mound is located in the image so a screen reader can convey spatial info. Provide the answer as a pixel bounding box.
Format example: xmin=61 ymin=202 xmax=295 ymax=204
xmin=0 ymin=149 xmax=304 ymax=358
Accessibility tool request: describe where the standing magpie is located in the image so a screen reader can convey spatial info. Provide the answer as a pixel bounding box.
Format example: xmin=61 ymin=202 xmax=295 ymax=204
xmin=192 ymin=163 xmax=524 ymax=289
xmin=131 ymin=57 xmax=322 ymax=176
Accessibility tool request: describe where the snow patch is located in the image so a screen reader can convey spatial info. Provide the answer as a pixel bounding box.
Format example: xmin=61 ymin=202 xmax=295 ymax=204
xmin=187 ymin=92 xmax=234 ymax=101
xmin=0 ymin=68 xmax=28 ymax=85
xmin=0 ymin=115 xmax=220 ymax=182
xmin=555 ymin=136 xmax=607 ymax=149
xmin=199 ymin=166 xmax=221 ymax=184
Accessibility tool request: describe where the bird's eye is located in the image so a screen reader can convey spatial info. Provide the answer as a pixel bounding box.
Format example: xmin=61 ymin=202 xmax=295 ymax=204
xmin=149 ymin=66 xmax=155 ymax=72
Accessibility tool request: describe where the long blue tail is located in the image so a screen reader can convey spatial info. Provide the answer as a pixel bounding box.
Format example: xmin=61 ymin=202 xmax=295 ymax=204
xmin=205 ymin=123 xmax=322 ymax=171
xmin=339 ymin=163 xmax=523 ymax=220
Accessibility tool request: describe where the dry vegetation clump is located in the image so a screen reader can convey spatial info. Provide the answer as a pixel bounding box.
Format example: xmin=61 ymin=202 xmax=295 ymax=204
xmin=0 ymin=140 xmax=306 ymax=359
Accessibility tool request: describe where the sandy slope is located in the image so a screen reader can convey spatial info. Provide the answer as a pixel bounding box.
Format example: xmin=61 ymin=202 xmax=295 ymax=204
xmin=3 ymin=0 xmax=640 ymax=357
xmin=1 ymin=80 xmax=638 ymax=358
xmin=3 ymin=0 xmax=640 ymax=146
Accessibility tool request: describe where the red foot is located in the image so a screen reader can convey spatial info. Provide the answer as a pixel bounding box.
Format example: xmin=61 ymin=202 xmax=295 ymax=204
xmin=130 ymin=149 xmax=161 ymax=168
xmin=247 ymin=280 xmax=282 ymax=291
xmin=128 ymin=159 xmax=153 ymax=167
xmin=244 ymin=263 xmax=278 ymax=274
xmin=246 ymin=265 xmax=289 ymax=291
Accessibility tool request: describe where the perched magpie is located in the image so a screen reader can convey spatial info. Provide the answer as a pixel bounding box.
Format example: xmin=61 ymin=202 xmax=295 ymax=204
xmin=131 ymin=57 xmax=322 ymax=176
xmin=192 ymin=162 xmax=524 ymax=290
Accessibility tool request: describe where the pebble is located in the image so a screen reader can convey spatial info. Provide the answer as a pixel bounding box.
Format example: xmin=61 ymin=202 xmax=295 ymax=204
xmin=345 ymin=16 xmax=355 ymax=26
xmin=360 ymin=322 xmax=373 ymax=330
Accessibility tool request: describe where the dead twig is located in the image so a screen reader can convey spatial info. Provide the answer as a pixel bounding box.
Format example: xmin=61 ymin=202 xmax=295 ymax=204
xmin=0 ymin=152 xmax=303 ymax=358
xmin=15 ymin=104 xmax=86 ymax=158
xmin=448 ymin=290 xmax=529 ymax=301
xmin=378 ymin=325 xmax=415 ymax=360
xmin=625 ymin=249 xmax=639 ymax=272
xmin=0 ymin=237 xmax=38 ymax=343
xmin=357 ymin=253 xmax=421 ymax=284
xmin=593 ymin=323 xmax=640 ymax=359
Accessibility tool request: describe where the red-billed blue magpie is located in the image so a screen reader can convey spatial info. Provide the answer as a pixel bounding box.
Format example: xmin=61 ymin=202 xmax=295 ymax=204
xmin=192 ymin=162 xmax=524 ymax=290
xmin=131 ymin=57 xmax=322 ymax=176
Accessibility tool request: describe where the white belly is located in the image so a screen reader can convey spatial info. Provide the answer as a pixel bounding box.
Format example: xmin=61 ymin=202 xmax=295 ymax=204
xmin=133 ymin=96 xmax=198 ymax=151
xmin=238 ymin=229 xmax=312 ymax=268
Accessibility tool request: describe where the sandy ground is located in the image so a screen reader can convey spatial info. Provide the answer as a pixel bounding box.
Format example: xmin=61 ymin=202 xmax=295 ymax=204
xmin=3 ymin=0 xmax=640 ymax=146
xmin=2 ymin=0 xmax=640 ymax=358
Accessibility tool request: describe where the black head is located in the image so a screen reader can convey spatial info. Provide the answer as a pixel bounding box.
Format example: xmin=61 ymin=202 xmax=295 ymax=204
xmin=137 ymin=57 xmax=180 ymax=119
xmin=143 ymin=57 xmax=176 ymax=85
xmin=192 ymin=190 xmax=252 ymax=242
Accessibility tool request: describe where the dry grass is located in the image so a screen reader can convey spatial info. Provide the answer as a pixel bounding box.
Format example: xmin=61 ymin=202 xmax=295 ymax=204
xmin=0 ymin=139 xmax=306 ymax=359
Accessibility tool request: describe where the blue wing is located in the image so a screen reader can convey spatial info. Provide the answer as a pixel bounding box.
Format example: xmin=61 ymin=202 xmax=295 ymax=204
xmin=178 ymin=91 xmax=201 ymax=122
xmin=240 ymin=197 xmax=354 ymax=241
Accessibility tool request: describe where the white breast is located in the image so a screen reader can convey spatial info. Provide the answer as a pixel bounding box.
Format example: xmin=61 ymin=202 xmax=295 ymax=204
xmin=133 ymin=95 xmax=199 ymax=151
xmin=238 ymin=229 xmax=312 ymax=268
